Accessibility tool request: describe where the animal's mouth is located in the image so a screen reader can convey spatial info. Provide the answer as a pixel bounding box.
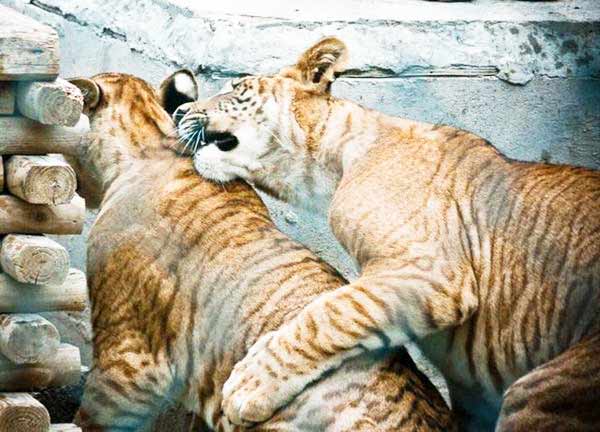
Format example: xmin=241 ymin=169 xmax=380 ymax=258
xmin=204 ymin=130 xmax=239 ymax=152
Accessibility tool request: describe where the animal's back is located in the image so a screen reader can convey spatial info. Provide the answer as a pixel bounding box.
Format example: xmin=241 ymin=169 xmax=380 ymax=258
xmin=446 ymin=155 xmax=600 ymax=410
xmin=84 ymin=156 xmax=456 ymax=431
xmin=331 ymin=124 xmax=600 ymax=423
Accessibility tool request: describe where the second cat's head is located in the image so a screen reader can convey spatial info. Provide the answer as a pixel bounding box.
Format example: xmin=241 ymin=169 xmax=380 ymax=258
xmin=176 ymin=37 xmax=348 ymax=205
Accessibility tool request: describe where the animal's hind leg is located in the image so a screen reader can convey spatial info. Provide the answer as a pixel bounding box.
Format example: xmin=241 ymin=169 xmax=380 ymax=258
xmin=75 ymin=353 xmax=174 ymax=432
xmin=496 ymin=332 xmax=600 ymax=432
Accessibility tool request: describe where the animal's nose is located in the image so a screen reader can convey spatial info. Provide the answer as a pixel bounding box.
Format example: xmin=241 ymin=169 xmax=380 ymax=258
xmin=173 ymin=104 xmax=191 ymax=126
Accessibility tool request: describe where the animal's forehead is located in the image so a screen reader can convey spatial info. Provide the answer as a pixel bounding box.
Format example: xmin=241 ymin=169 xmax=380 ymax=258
xmin=234 ymin=75 xmax=259 ymax=86
xmin=235 ymin=75 xmax=282 ymax=91
xmin=215 ymin=76 xmax=258 ymax=96
xmin=92 ymin=73 xmax=156 ymax=96
xmin=213 ymin=74 xmax=294 ymax=101
xmin=92 ymin=72 xmax=134 ymax=87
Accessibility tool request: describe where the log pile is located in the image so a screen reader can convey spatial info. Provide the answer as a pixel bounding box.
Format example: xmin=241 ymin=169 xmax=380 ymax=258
xmin=0 ymin=6 xmax=88 ymax=431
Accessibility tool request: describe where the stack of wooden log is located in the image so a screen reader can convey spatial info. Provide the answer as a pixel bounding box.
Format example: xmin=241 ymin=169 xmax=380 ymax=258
xmin=0 ymin=6 xmax=88 ymax=432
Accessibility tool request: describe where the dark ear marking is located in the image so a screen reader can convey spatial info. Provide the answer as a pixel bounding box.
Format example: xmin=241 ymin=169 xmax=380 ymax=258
xmin=158 ymin=69 xmax=199 ymax=115
xmin=280 ymin=37 xmax=348 ymax=93
xmin=312 ymin=68 xmax=324 ymax=84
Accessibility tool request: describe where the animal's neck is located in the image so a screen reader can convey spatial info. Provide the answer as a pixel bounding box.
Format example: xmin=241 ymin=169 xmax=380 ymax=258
xmin=262 ymin=99 xmax=438 ymax=215
xmin=315 ymin=100 xmax=433 ymax=177
xmin=70 ymin=125 xmax=177 ymax=208
xmin=281 ymin=99 xmax=433 ymax=213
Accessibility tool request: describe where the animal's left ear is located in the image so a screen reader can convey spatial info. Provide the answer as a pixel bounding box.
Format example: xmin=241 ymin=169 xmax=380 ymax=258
xmin=68 ymin=77 xmax=101 ymax=112
xmin=280 ymin=37 xmax=348 ymax=93
xmin=158 ymin=69 xmax=199 ymax=115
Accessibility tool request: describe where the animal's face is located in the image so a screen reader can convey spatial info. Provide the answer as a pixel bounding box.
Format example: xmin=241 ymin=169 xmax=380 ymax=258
xmin=177 ymin=37 xmax=348 ymax=201
xmin=67 ymin=70 xmax=198 ymax=207
xmin=176 ymin=75 xmax=284 ymax=183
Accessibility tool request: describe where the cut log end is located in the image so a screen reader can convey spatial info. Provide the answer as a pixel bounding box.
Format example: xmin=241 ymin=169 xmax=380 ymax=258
xmin=0 ymin=314 xmax=60 ymax=364
xmin=0 ymin=392 xmax=50 ymax=432
xmin=16 ymin=79 xmax=84 ymax=127
xmin=5 ymin=155 xmax=77 ymax=205
xmin=0 ymin=234 xmax=70 ymax=286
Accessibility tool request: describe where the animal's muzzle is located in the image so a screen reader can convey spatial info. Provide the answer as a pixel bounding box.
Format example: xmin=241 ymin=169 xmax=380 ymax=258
xmin=177 ymin=110 xmax=238 ymax=153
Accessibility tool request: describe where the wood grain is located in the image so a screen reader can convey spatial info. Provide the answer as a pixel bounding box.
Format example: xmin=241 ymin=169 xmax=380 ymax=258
xmin=0 ymin=314 xmax=60 ymax=364
xmin=0 ymin=269 xmax=88 ymax=313
xmin=0 ymin=5 xmax=59 ymax=80
xmin=5 ymin=155 xmax=77 ymax=205
xmin=0 ymin=194 xmax=85 ymax=235
xmin=16 ymin=79 xmax=83 ymax=126
xmin=0 ymin=235 xmax=70 ymax=285
xmin=0 ymin=115 xmax=89 ymax=156
xmin=0 ymin=392 xmax=50 ymax=432
xmin=0 ymin=344 xmax=81 ymax=391
xmin=0 ymin=83 xmax=15 ymax=115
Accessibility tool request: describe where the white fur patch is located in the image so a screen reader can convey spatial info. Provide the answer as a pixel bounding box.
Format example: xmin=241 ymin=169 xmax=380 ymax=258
xmin=174 ymin=73 xmax=197 ymax=99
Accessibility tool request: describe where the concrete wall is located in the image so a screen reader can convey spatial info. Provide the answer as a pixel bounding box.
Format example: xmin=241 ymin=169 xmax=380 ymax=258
xmin=1 ymin=0 xmax=598 ymax=384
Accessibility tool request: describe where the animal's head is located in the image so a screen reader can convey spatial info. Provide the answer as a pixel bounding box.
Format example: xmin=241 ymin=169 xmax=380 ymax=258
xmin=68 ymin=70 xmax=199 ymax=207
xmin=177 ymin=37 xmax=348 ymax=206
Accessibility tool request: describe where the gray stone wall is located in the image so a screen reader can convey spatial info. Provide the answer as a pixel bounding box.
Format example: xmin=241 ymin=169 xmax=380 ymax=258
xmin=1 ymin=0 xmax=598 ymax=400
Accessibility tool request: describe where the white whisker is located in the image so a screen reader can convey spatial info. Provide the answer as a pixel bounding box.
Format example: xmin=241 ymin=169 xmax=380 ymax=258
xmin=193 ymin=127 xmax=203 ymax=153
xmin=182 ymin=128 xmax=199 ymax=155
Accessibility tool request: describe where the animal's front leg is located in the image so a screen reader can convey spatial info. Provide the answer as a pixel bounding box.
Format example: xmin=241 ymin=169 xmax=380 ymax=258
xmin=222 ymin=272 xmax=478 ymax=425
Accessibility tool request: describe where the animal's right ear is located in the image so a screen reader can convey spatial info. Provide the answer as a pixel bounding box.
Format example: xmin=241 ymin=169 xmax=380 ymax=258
xmin=158 ymin=69 xmax=199 ymax=116
xmin=68 ymin=78 xmax=101 ymax=111
xmin=280 ymin=37 xmax=348 ymax=93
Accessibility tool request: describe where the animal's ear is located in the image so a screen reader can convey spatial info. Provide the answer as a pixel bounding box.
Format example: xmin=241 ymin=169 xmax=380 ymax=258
xmin=158 ymin=69 xmax=199 ymax=115
xmin=68 ymin=77 xmax=101 ymax=110
xmin=280 ymin=37 xmax=348 ymax=93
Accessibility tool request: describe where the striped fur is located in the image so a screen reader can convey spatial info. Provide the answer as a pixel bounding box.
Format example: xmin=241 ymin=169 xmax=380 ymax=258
xmin=178 ymin=37 xmax=600 ymax=431
xmin=68 ymin=72 xmax=456 ymax=431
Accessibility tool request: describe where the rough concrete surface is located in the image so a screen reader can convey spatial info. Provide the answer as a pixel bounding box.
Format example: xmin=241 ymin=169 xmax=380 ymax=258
xmin=0 ymin=0 xmax=598 ymax=427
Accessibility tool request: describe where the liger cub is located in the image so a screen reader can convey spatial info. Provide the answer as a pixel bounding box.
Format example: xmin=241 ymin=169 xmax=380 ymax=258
xmin=66 ymin=71 xmax=456 ymax=431
xmin=177 ymin=37 xmax=600 ymax=431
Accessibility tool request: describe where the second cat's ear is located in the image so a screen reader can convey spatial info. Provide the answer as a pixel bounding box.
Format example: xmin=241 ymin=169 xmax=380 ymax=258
xmin=158 ymin=69 xmax=199 ymax=115
xmin=68 ymin=77 xmax=102 ymax=111
xmin=280 ymin=37 xmax=348 ymax=93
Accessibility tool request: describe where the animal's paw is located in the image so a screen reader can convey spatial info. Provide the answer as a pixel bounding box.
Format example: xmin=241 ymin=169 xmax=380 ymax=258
xmin=222 ymin=331 xmax=300 ymax=426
